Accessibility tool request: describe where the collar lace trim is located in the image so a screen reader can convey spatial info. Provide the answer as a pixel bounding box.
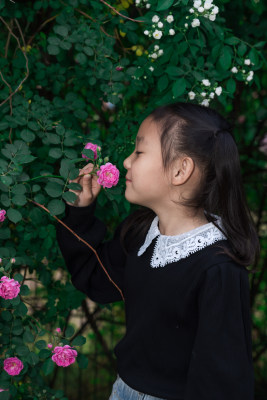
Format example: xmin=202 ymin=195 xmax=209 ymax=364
xmin=137 ymin=214 xmax=227 ymax=268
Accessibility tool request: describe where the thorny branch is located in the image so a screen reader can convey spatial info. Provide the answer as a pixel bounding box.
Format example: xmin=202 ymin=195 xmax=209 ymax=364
xmin=28 ymin=199 xmax=125 ymax=302
xmin=99 ymin=0 xmax=144 ymax=22
xmin=0 ymin=17 xmax=29 ymax=108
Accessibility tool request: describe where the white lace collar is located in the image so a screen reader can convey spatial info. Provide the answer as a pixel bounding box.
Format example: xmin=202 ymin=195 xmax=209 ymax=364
xmin=137 ymin=214 xmax=227 ymax=268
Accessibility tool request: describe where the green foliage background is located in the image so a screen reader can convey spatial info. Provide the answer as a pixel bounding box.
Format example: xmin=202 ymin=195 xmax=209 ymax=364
xmin=0 ymin=0 xmax=266 ymax=398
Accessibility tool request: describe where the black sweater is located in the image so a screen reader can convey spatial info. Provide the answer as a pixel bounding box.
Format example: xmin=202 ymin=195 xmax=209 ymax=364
xmin=56 ymin=199 xmax=254 ymax=400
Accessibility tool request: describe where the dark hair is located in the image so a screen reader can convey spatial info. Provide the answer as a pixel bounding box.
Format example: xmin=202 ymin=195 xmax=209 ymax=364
xmin=121 ymin=102 xmax=260 ymax=271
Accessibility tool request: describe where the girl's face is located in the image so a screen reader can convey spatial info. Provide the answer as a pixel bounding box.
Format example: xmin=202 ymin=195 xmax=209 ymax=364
xmin=123 ymin=117 xmax=170 ymax=209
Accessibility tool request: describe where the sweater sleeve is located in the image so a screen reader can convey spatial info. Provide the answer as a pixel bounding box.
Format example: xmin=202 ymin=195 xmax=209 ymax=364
xmin=184 ymin=262 xmax=254 ymax=400
xmin=56 ymin=199 xmax=128 ymax=304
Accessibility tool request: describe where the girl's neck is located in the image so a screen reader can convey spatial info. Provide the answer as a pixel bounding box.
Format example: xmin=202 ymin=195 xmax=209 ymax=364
xmin=157 ymin=210 xmax=209 ymax=237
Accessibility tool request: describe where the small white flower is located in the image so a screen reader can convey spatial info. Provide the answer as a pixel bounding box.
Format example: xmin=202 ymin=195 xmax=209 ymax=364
xmin=191 ymin=18 xmax=200 ymax=27
xmin=184 ymin=23 xmax=188 ymax=28
xmin=246 ymin=75 xmax=253 ymax=81
xmin=146 ymin=3 xmax=151 ymax=8
xmin=151 ymin=53 xmax=158 ymax=59
xmin=166 ymin=15 xmax=174 ymax=23
xmin=158 ymin=21 xmax=163 ymax=28
xmin=201 ymin=92 xmax=206 ymax=97
xmin=204 ymin=0 xmax=213 ymax=9
xmin=169 ymin=29 xmax=175 ymax=35
xmin=201 ymin=99 xmax=210 ymax=106
xmin=209 ymin=92 xmax=215 ymax=98
xmin=149 ymin=66 xmax=154 ymax=71
xmin=136 ymin=0 xmax=140 ymax=4
xmin=215 ymin=86 xmax=222 ymax=96
xmin=209 ymin=14 xmax=216 ymax=21
xmin=231 ymin=66 xmax=238 ymax=73
xmin=153 ymin=30 xmax=163 ymax=39
xmin=144 ymin=30 xmax=149 ymax=35
xmin=198 ymin=6 xmax=204 ymax=12
xmin=194 ymin=0 xmax=202 ymax=8
xmin=154 ymin=45 xmax=159 ymax=51
xmin=158 ymin=49 xmax=164 ymax=55
xmin=211 ymin=5 xmax=219 ymax=14
xmin=242 ymin=69 xmax=246 ymax=73
xmin=244 ymin=59 xmax=251 ymax=65
xmin=202 ymin=79 xmax=211 ymax=86
xmin=189 ymin=8 xmax=194 ymax=13
xmin=188 ymin=91 xmax=196 ymax=100
xmin=152 ymin=15 xmax=160 ymax=23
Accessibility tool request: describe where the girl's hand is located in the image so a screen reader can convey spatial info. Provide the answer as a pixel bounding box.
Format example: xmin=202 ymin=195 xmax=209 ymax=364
xmin=66 ymin=163 xmax=101 ymax=207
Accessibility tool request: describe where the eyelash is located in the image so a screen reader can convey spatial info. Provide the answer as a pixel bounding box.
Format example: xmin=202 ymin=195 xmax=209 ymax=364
xmin=135 ymin=151 xmax=142 ymax=155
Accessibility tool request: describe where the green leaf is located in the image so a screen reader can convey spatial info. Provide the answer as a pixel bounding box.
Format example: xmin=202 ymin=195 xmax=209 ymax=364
xmin=156 ymin=0 xmax=174 ymax=11
xmin=6 ymin=208 xmax=22 ymax=223
xmin=62 ymin=191 xmax=77 ymax=204
xmin=157 ymin=75 xmax=168 ymax=92
xmin=47 ymin=45 xmax=60 ymax=55
xmin=0 ymin=176 xmax=12 ymax=186
xmin=49 ymin=148 xmax=63 ymax=159
xmin=71 ymin=335 xmax=86 ymax=346
xmin=20 ymin=129 xmax=35 ymax=142
xmin=65 ymin=326 xmax=75 ymax=337
xmin=224 ymin=37 xmax=239 ymax=45
xmin=16 ymin=345 xmax=30 ymax=356
xmin=42 ymin=358 xmax=55 ymax=375
xmin=44 ymin=182 xmax=63 ymax=198
xmin=11 ymin=184 xmax=26 ymax=195
xmin=67 ymin=182 xmax=82 ymax=190
xmin=172 ymin=78 xmax=186 ymax=98
xmin=84 ymin=46 xmax=94 ymax=56
xmin=39 ymin=349 xmax=51 ymax=359
xmin=226 ymin=78 xmax=236 ymax=94
xmin=237 ymin=42 xmax=247 ymax=56
xmin=23 ymin=329 xmax=35 ymax=343
xmin=47 ymin=199 xmax=65 ymax=216
xmin=0 ymin=391 xmax=10 ymax=400
xmin=14 ymin=302 xmax=28 ymax=317
xmin=12 ymin=194 xmax=27 ymax=206
xmin=75 ymin=53 xmax=87 ymax=65
xmin=35 ymin=340 xmax=47 ymax=350
xmin=1 ymin=310 xmax=12 ymax=321
xmin=15 ymin=155 xmax=37 ymax=164
xmin=218 ymin=46 xmax=232 ymax=70
xmin=26 ymin=351 xmax=39 ymax=366
xmin=81 ymin=148 xmax=95 ymax=159
xmin=54 ymin=25 xmax=69 ymax=37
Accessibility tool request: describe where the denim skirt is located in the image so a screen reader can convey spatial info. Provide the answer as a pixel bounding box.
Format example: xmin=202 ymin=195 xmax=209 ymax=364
xmin=108 ymin=374 xmax=168 ymax=400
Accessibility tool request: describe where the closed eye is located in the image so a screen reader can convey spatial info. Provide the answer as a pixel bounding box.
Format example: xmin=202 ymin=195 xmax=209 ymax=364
xmin=135 ymin=151 xmax=142 ymax=155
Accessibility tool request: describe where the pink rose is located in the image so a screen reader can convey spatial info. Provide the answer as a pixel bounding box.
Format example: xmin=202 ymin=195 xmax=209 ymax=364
xmin=47 ymin=343 xmax=53 ymax=349
xmin=51 ymin=345 xmax=77 ymax=367
xmin=4 ymin=357 xmax=24 ymax=376
xmin=55 ymin=327 xmax=61 ymax=333
xmin=0 ymin=209 xmax=6 ymax=222
xmin=0 ymin=276 xmax=21 ymax=300
xmin=0 ymin=388 xmax=8 ymax=392
xmin=116 ymin=66 xmax=124 ymax=71
xmin=82 ymin=143 xmax=101 ymax=161
xmin=96 ymin=162 xmax=119 ymax=188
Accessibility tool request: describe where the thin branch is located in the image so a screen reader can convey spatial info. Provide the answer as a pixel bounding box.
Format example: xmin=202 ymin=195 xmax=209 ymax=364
xmin=27 ymin=14 xmax=59 ymax=46
xmin=99 ymin=0 xmax=144 ymax=22
xmin=4 ymin=19 xmax=13 ymax=58
xmin=0 ymin=17 xmax=29 ymax=107
xmin=28 ymin=198 xmax=125 ymax=302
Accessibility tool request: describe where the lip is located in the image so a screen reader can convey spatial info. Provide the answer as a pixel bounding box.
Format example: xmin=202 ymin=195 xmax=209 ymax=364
xmin=126 ymin=177 xmax=132 ymax=182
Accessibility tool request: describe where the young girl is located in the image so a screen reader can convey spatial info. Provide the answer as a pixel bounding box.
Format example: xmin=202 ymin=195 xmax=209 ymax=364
xmin=56 ymin=102 xmax=260 ymax=400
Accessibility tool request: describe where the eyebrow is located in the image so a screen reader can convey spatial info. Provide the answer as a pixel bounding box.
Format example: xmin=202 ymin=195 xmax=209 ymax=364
xmin=136 ymin=136 xmax=145 ymax=143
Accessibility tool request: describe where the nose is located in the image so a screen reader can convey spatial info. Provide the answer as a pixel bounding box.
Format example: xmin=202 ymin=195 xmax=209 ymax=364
xmin=123 ymin=153 xmax=131 ymax=170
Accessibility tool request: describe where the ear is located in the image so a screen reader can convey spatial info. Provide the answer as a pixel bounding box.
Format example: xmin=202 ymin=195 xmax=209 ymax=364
xmin=171 ymin=157 xmax=195 ymax=185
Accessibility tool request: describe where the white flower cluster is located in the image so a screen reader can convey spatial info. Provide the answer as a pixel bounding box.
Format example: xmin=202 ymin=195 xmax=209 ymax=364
xmin=135 ymin=0 xmax=151 ymax=8
xmin=144 ymin=14 xmax=176 ymax=39
xmin=187 ymin=0 xmax=219 ymax=28
xmin=148 ymin=44 xmax=164 ymax=59
xmin=188 ymin=79 xmax=222 ymax=106
xmin=231 ymin=58 xmax=255 ymax=82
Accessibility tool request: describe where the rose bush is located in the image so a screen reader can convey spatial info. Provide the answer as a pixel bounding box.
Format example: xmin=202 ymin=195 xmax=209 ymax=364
xmin=0 ymin=0 xmax=266 ymax=398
